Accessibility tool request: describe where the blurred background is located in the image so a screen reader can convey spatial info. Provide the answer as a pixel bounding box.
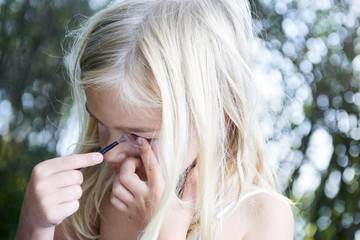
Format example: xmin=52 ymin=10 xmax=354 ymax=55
xmin=0 ymin=0 xmax=359 ymax=239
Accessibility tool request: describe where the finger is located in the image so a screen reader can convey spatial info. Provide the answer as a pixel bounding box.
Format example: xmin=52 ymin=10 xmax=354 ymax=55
xmin=44 ymin=200 xmax=80 ymax=226
xmin=40 ymin=153 xmax=103 ymax=174
xmin=110 ymin=193 xmax=128 ymax=212
xmin=112 ymin=174 xmax=135 ymax=203
xmin=119 ymin=157 xmax=142 ymax=176
xmin=119 ymin=158 xmax=147 ymax=196
xmin=181 ymin=166 xmax=198 ymax=202
xmin=49 ymin=185 xmax=83 ymax=204
xmin=47 ymin=170 xmax=83 ymax=189
xmin=136 ymin=137 xmax=162 ymax=188
xmin=55 ymin=200 xmax=80 ymax=224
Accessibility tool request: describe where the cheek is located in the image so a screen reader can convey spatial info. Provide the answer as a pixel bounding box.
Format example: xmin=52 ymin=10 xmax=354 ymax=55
xmin=98 ymin=122 xmax=109 ymax=146
xmin=151 ymin=140 xmax=196 ymax=171
xmin=124 ymin=142 xmax=142 ymax=156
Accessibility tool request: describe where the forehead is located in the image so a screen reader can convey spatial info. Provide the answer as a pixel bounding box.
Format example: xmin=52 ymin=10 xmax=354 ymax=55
xmin=85 ymin=86 xmax=161 ymax=126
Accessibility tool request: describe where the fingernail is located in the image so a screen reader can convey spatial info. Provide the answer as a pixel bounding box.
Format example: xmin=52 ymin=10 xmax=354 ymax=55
xmin=119 ymin=153 xmax=126 ymax=159
xmin=136 ymin=137 xmax=143 ymax=145
xmin=93 ymin=153 xmax=103 ymax=163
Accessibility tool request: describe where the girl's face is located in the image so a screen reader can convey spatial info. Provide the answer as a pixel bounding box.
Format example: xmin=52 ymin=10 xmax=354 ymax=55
xmin=85 ymin=86 xmax=197 ymax=174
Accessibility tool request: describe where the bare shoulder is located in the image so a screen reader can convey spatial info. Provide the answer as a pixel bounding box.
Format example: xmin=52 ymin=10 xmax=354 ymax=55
xmin=243 ymin=190 xmax=294 ymax=240
xmin=222 ymin=189 xmax=294 ymax=240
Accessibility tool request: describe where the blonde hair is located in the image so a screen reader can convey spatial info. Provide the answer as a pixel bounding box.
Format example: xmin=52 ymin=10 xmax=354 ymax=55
xmin=64 ymin=0 xmax=279 ymax=239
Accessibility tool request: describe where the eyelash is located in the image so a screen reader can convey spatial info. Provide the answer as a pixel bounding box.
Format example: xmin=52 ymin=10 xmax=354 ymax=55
xmin=93 ymin=119 xmax=153 ymax=143
xmin=128 ymin=133 xmax=154 ymax=144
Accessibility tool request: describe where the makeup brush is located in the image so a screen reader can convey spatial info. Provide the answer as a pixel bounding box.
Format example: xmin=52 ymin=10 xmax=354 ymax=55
xmin=77 ymin=134 xmax=129 ymax=171
xmin=98 ymin=133 xmax=129 ymax=154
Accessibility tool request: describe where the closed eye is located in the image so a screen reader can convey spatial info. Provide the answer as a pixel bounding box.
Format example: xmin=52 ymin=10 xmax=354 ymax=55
xmin=127 ymin=133 xmax=154 ymax=144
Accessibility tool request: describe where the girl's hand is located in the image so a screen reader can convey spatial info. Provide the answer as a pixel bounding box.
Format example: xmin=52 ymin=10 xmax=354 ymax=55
xmin=16 ymin=153 xmax=103 ymax=240
xmin=110 ymin=138 xmax=197 ymax=239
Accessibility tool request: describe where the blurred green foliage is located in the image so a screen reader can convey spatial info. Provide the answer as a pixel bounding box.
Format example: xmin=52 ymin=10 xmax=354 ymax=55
xmin=251 ymin=0 xmax=360 ymax=239
xmin=0 ymin=0 xmax=359 ymax=239
xmin=0 ymin=0 xmax=93 ymax=238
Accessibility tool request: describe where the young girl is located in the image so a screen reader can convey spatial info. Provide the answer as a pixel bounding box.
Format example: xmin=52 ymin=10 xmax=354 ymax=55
xmin=17 ymin=0 xmax=294 ymax=239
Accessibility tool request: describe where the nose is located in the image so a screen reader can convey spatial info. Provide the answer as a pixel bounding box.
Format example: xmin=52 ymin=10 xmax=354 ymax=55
xmin=102 ymin=136 xmax=140 ymax=163
xmin=98 ymin=134 xmax=128 ymax=155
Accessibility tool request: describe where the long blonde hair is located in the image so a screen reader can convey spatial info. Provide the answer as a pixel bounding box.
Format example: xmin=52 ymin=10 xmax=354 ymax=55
xmin=64 ymin=0 xmax=278 ymax=239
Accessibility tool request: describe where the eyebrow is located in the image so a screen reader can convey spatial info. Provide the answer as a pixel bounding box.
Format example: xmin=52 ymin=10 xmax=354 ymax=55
xmin=85 ymin=103 xmax=158 ymax=133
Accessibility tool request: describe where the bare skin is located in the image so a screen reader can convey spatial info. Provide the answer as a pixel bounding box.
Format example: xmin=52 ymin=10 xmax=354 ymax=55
xmin=84 ymin=87 xmax=198 ymax=239
xmin=18 ymin=86 xmax=294 ymax=239
xmin=16 ymin=153 xmax=104 ymax=240
xmin=97 ymin=185 xmax=295 ymax=240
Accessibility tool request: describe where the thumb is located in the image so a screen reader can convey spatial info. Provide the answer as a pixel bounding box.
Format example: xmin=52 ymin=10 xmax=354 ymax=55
xmin=119 ymin=157 xmax=143 ymax=176
xmin=181 ymin=166 xmax=198 ymax=202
